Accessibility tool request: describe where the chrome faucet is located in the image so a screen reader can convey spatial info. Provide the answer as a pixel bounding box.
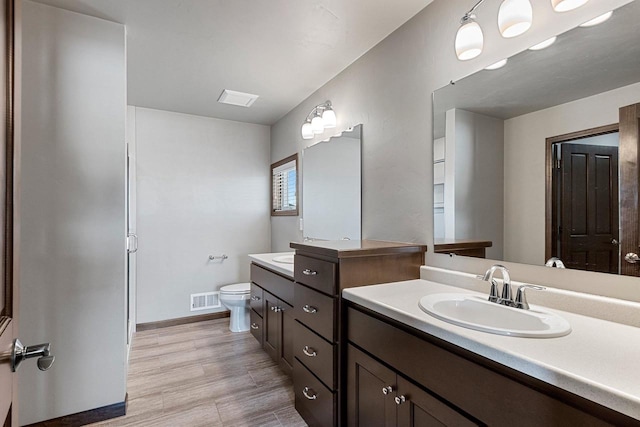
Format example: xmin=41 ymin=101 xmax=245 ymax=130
xmin=545 ymin=257 xmax=565 ymax=268
xmin=482 ymin=265 xmax=513 ymax=306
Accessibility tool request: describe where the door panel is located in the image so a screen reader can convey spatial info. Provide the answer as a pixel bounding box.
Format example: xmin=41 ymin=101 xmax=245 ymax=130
xmin=263 ymin=291 xmax=279 ymax=362
xmin=619 ymin=103 xmax=640 ymax=276
xmin=279 ymin=300 xmax=294 ymax=375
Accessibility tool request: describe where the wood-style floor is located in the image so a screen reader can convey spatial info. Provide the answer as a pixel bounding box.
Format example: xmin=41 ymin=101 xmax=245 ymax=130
xmin=90 ymin=318 xmax=307 ymax=426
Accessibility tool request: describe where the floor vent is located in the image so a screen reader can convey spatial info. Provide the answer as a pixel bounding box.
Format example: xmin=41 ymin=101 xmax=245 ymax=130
xmin=190 ymin=292 xmax=221 ymax=311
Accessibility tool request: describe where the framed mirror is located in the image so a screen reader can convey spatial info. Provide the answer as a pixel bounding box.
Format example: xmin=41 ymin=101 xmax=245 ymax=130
xmin=432 ymin=1 xmax=640 ymax=276
xmin=302 ymin=125 xmax=362 ymax=240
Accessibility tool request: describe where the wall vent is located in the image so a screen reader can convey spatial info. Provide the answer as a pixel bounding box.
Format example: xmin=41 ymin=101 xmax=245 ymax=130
xmin=190 ymin=291 xmax=221 ymax=311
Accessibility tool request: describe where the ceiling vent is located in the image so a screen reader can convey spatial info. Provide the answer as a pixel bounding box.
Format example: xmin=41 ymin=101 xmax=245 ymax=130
xmin=218 ymin=89 xmax=259 ymax=107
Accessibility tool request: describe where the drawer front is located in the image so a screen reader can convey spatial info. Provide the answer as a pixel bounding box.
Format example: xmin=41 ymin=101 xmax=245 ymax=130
xmin=294 ymin=255 xmax=336 ymax=295
xmin=251 ymin=263 xmax=294 ymax=304
xmin=249 ymin=309 xmax=263 ymax=346
xmin=294 ymin=359 xmax=336 ymax=427
xmin=250 ymin=283 xmax=264 ymax=316
xmin=294 ymin=284 xmax=336 ymax=342
xmin=294 ymin=321 xmax=336 ymax=390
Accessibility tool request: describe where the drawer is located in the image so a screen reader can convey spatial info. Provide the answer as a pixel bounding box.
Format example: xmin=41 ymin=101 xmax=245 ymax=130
xmin=249 ymin=309 xmax=262 ymax=346
xmin=251 ymin=263 xmax=294 ymax=304
xmin=250 ymin=283 xmax=264 ymax=316
xmin=294 ymin=359 xmax=336 ymax=427
xmin=294 ymin=255 xmax=336 ymax=295
xmin=294 ymin=321 xmax=336 ymax=390
xmin=294 ymin=283 xmax=336 ymax=342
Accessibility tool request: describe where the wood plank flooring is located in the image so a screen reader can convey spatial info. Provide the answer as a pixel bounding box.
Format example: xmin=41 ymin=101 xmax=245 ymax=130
xmin=90 ymin=318 xmax=307 ymax=426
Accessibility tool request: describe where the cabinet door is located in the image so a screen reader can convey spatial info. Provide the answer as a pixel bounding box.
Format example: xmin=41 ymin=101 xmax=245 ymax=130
xmin=263 ymin=290 xmax=280 ymax=362
xmin=396 ymin=376 xmax=478 ymax=427
xmin=279 ymin=300 xmax=294 ymax=375
xmin=347 ymin=345 xmax=396 ymax=427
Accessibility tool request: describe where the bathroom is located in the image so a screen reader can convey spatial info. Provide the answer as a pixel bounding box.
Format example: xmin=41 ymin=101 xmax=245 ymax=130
xmin=2 ymin=0 xmax=640 ymax=425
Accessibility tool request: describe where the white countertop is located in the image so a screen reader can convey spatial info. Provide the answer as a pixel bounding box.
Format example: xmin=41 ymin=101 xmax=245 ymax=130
xmin=248 ymin=252 xmax=294 ymax=278
xmin=343 ymin=279 xmax=640 ymax=420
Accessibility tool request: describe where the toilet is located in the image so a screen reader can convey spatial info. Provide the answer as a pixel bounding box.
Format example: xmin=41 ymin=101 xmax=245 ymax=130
xmin=219 ymin=283 xmax=251 ymax=332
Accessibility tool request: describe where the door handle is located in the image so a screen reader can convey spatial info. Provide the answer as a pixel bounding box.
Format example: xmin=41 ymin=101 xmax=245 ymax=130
xmin=624 ymin=253 xmax=640 ymax=264
xmin=127 ymin=233 xmax=138 ymax=253
xmin=11 ymin=339 xmax=55 ymax=372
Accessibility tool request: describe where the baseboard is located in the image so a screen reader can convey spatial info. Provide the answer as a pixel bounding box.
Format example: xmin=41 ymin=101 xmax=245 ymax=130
xmin=24 ymin=395 xmax=127 ymax=426
xmin=136 ymin=311 xmax=230 ymax=331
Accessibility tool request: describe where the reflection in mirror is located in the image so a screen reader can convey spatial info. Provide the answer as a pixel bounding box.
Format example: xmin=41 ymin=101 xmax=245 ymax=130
xmin=432 ymin=1 xmax=640 ymax=276
xmin=303 ymin=125 xmax=361 ymax=240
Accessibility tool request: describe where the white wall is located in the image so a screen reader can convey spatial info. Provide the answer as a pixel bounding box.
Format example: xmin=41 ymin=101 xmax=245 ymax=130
xmin=133 ymin=107 xmax=271 ymax=324
xmin=19 ymin=1 xmax=126 ymax=424
xmin=504 ymin=81 xmax=640 ymax=265
xmin=270 ymin=0 xmax=632 ymax=252
xmin=303 ymin=136 xmax=361 ymax=240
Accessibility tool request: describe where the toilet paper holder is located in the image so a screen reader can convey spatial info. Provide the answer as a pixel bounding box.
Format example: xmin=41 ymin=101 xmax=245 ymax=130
xmin=208 ymin=254 xmax=228 ymax=261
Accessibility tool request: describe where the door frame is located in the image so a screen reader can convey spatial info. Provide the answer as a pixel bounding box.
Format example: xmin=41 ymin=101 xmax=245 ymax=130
xmin=545 ymin=123 xmax=619 ymax=261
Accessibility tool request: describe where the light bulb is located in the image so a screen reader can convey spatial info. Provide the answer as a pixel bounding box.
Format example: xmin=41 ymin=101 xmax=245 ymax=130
xmin=485 ymin=59 xmax=508 ymax=70
xmin=552 ymin=0 xmax=589 ymax=12
xmin=322 ymin=108 xmax=336 ymax=128
xmin=301 ymin=122 xmax=314 ymax=139
xmin=455 ymin=18 xmax=484 ymax=61
xmin=579 ymin=11 xmax=612 ymax=27
xmin=529 ymin=36 xmax=557 ymax=51
xmin=498 ymin=0 xmax=532 ymax=38
xmin=311 ymin=115 xmax=324 ymax=134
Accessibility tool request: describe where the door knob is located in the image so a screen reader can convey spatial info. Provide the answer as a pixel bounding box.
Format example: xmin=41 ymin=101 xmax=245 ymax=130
xmin=11 ymin=339 xmax=55 ymax=372
xmin=624 ymin=253 xmax=640 ymax=264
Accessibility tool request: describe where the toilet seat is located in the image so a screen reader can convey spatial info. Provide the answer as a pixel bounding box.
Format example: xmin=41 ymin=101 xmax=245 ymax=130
xmin=220 ymin=283 xmax=250 ymax=295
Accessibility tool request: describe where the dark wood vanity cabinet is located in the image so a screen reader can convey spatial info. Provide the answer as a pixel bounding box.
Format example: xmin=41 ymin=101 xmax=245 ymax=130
xmin=290 ymin=240 xmax=427 ymax=427
xmin=250 ymin=263 xmax=295 ymax=376
xmin=347 ymin=305 xmax=640 ymax=427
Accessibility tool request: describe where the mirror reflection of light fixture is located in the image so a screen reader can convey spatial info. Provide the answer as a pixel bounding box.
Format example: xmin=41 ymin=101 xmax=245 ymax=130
xmin=485 ymin=59 xmax=508 ymax=70
xmin=552 ymin=0 xmax=589 ymax=12
xmin=301 ymin=101 xmax=337 ymax=140
xmin=498 ymin=0 xmax=533 ymax=38
xmin=579 ymin=11 xmax=613 ymax=27
xmin=529 ymin=36 xmax=557 ymax=51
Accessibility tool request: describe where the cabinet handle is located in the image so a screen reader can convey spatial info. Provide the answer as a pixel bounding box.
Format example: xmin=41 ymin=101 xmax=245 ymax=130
xmin=270 ymin=306 xmax=282 ymax=313
xmin=302 ymin=346 xmax=317 ymax=357
xmin=394 ymin=395 xmax=406 ymax=405
xmin=302 ymin=269 xmax=318 ymax=276
xmin=250 ymin=323 xmax=259 ymax=330
xmin=302 ymin=386 xmax=317 ymax=400
xmin=302 ymin=305 xmax=318 ymax=314
xmin=382 ymin=386 xmax=393 ymax=395
xmin=250 ymin=295 xmax=261 ymax=301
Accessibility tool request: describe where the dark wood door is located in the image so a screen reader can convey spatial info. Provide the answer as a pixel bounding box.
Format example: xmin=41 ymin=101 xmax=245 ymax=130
xmin=0 ymin=0 xmax=16 ymax=425
xmin=279 ymin=300 xmax=294 ymax=375
xmin=347 ymin=345 xmax=396 ymax=427
xmin=263 ymin=290 xmax=280 ymax=362
xmin=559 ymin=143 xmax=619 ymax=273
xmin=619 ymin=103 xmax=640 ymax=276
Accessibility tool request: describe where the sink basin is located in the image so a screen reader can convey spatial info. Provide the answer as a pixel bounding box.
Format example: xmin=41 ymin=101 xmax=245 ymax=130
xmin=272 ymin=254 xmax=294 ymax=264
xmin=418 ymin=293 xmax=571 ymax=338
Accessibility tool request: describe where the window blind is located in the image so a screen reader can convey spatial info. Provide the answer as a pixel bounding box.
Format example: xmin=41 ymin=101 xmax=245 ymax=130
xmin=272 ymin=160 xmax=297 ymax=212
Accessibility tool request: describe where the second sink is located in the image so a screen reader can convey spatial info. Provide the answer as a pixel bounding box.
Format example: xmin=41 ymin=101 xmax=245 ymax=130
xmin=418 ymin=293 xmax=571 ymax=338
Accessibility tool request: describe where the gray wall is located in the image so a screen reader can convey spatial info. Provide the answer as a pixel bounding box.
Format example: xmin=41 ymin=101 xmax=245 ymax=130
xmin=133 ymin=107 xmax=271 ymax=323
xmin=19 ymin=1 xmax=126 ymax=424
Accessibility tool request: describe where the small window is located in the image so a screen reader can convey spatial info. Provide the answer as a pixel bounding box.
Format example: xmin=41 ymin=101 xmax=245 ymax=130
xmin=271 ymin=153 xmax=298 ymax=216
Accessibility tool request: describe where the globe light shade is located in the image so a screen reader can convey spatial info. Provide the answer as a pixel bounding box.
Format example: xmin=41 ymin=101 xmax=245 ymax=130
xmin=579 ymin=11 xmax=612 ymax=27
xmin=311 ymin=115 xmax=324 ymax=134
xmin=498 ymin=0 xmax=533 ymax=38
xmin=552 ymin=0 xmax=589 ymax=12
xmin=301 ymin=122 xmax=314 ymax=139
xmin=322 ymin=108 xmax=336 ymax=128
xmin=529 ymin=36 xmax=557 ymax=51
xmin=455 ymin=19 xmax=483 ymax=60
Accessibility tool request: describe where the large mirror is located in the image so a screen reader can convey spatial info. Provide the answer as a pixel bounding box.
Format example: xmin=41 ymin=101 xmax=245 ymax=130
xmin=433 ymin=1 xmax=640 ymax=276
xmin=302 ymin=125 xmax=362 ymax=240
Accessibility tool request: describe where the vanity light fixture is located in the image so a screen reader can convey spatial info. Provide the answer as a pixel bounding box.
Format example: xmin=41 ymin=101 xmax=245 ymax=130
xmin=485 ymin=59 xmax=508 ymax=70
xmin=551 ymin=0 xmax=589 ymax=12
xmin=498 ymin=0 xmax=533 ymax=38
xmin=529 ymin=36 xmax=557 ymax=50
xmin=579 ymin=11 xmax=613 ymax=27
xmin=455 ymin=0 xmax=485 ymax=61
xmin=301 ymin=101 xmax=337 ymax=140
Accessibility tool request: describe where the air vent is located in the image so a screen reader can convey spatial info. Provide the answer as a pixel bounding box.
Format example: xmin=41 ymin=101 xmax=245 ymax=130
xmin=190 ymin=292 xmax=221 ymax=311
xmin=217 ymin=89 xmax=259 ymax=107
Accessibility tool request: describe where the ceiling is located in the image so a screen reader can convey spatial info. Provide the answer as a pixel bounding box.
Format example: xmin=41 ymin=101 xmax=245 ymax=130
xmin=31 ymin=0 xmax=433 ymax=125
